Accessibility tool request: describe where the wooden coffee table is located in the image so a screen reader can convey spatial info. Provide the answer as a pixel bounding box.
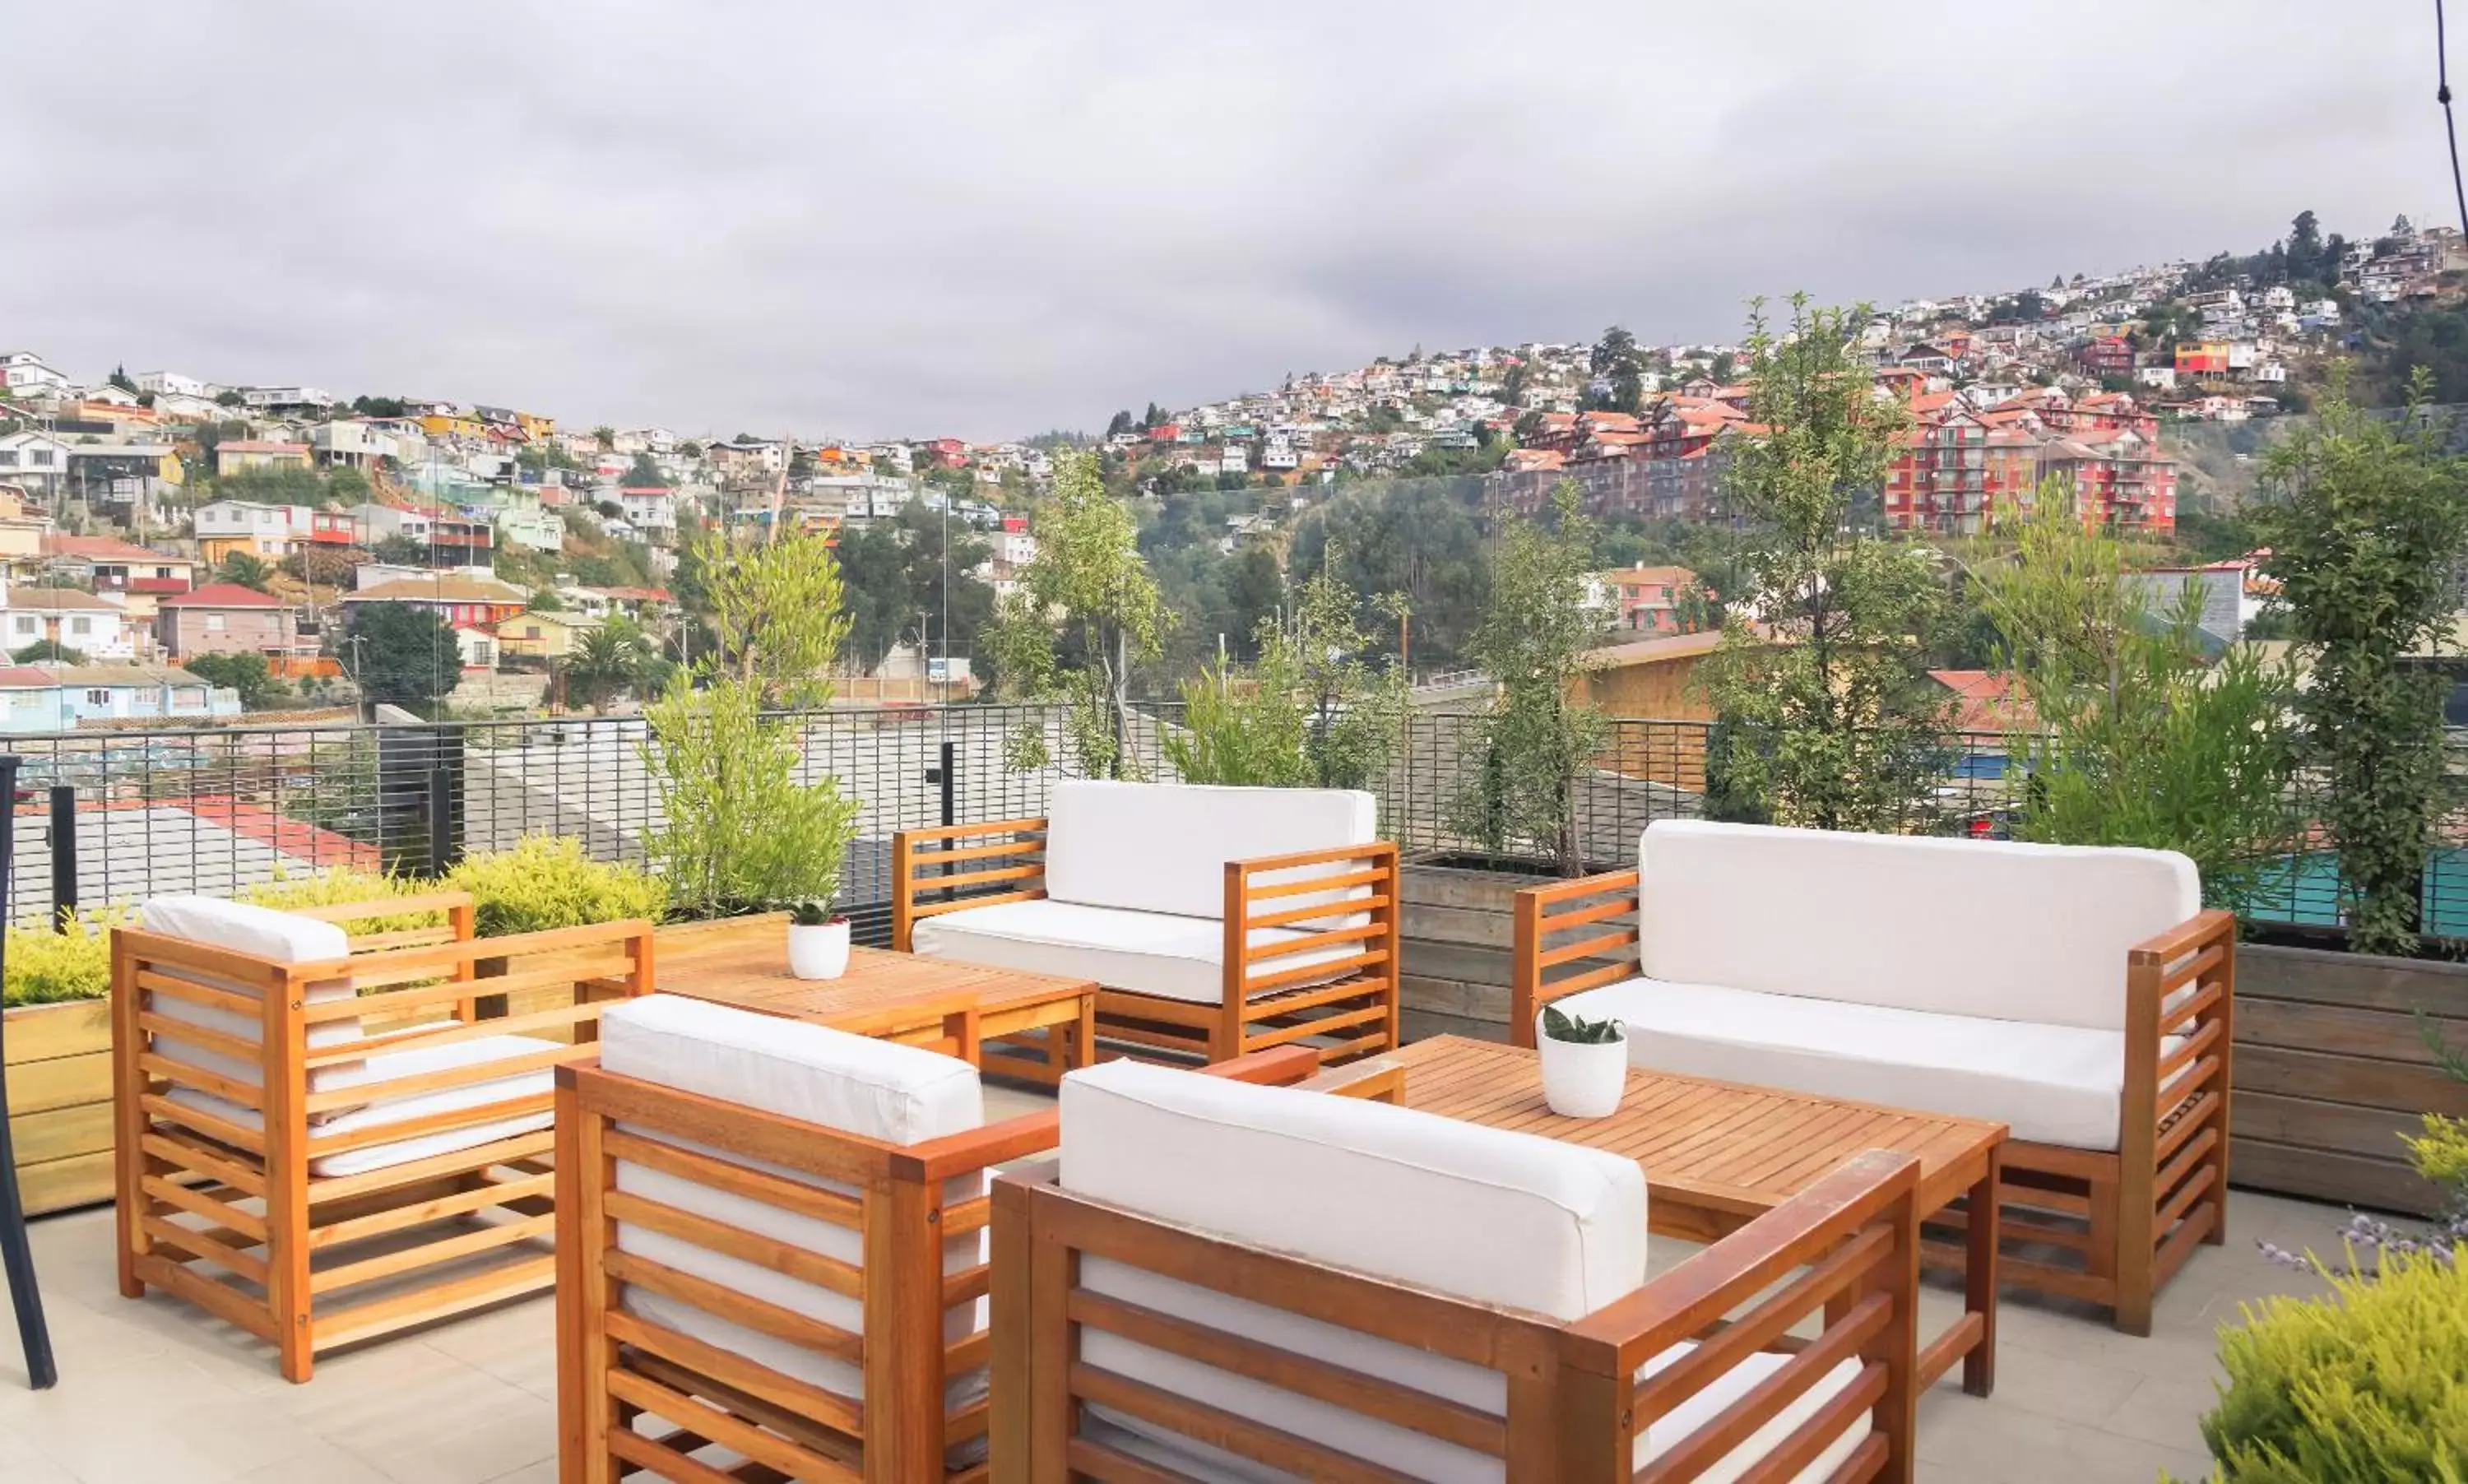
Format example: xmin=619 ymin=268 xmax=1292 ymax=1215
xmin=654 ymin=925 xmax=1098 ymax=1086
xmin=1325 ymin=1036 xmax=2006 ymax=1397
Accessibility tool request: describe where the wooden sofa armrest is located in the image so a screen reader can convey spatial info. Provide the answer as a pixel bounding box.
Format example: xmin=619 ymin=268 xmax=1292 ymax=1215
xmin=1223 ymin=840 xmax=1400 ymax=1001
xmin=891 ymin=815 xmax=1049 ymax=950
xmin=2120 ymin=907 xmax=2235 ymax=1273
xmin=1510 ymin=869 xmax=1640 ymax=1048
xmin=1561 ymin=1149 xmax=1921 ymax=1482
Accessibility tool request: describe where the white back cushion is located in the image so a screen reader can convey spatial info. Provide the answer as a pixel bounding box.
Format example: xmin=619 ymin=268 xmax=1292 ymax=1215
xmin=138 ymin=895 xmax=362 ymax=1093
xmin=1060 ymin=1060 xmax=1645 ymax=1482
xmin=598 ymin=995 xmax=987 ymax=1410
xmin=1043 ymin=781 xmax=1375 ymax=920
xmin=601 ymin=992 xmax=983 ymax=1141
xmin=1635 ymin=821 xmax=2200 ymax=1032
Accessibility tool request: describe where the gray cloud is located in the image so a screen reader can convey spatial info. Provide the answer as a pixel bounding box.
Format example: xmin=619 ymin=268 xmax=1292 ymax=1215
xmin=2 ymin=2 xmax=2448 ymax=438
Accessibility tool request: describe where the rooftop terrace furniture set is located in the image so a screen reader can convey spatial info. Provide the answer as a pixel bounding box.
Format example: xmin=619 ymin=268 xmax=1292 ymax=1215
xmin=90 ymin=780 xmax=2237 ymax=1480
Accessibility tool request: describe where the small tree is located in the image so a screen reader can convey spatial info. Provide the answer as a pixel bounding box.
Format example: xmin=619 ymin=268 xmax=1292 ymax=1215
xmin=1699 ymin=295 xmax=1953 ymax=831
xmin=1283 ymin=557 xmax=1405 ymax=791
xmin=1162 ymin=558 xmax=1403 ymax=789
xmin=988 ymin=451 xmax=1165 ymax=777
xmin=348 ymin=602 xmax=460 ymax=712
xmin=643 ymin=525 xmax=860 ymax=919
xmin=559 ymin=614 xmax=663 ymax=713
xmin=1975 ymin=480 xmax=2297 ymax=903
xmin=1451 ymin=482 xmax=1607 ymax=874
xmin=216 ymin=550 xmax=275 ymax=592
xmin=183 ymin=652 xmax=283 ymax=710
xmin=11 ymin=641 xmax=85 ymax=665
xmin=2251 ymin=369 xmax=2468 ymax=954
xmin=685 ymin=525 xmax=850 ymax=705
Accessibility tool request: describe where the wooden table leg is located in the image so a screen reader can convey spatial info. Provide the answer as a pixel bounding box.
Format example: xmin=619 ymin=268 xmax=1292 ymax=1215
xmin=944 ymin=1007 xmax=982 ymax=1069
xmin=1963 ymin=1144 xmax=2001 ymax=1397
xmin=1072 ymin=993 xmax=1098 ymax=1071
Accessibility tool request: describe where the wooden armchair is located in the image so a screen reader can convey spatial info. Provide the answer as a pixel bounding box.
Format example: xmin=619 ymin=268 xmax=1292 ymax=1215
xmin=555 ymin=999 xmax=1337 ymax=1484
xmin=893 ymin=809 xmax=1401 ymax=1069
xmin=111 ymin=891 xmax=656 ymax=1381
xmin=993 ymin=1129 xmax=1923 ymax=1482
xmin=1512 ymin=828 xmax=2236 ymax=1336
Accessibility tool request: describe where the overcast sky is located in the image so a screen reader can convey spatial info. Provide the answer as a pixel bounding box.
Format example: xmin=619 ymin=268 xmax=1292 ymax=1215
xmin=5 ymin=4 xmax=2452 ymax=440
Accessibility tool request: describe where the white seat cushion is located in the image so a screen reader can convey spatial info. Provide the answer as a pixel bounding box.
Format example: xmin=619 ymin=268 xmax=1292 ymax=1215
xmin=1561 ymin=976 xmax=2132 ymax=1150
xmin=596 ymin=996 xmax=987 ymax=1414
xmin=1635 ymin=820 xmax=2198 ymax=1032
xmin=1044 ymin=780 xmax=1375 ymax=920
xmin=165 ymin=1032 xmax=560 ymax=1176
xmin=911 ymin=897 xmax=1352 ymax=1006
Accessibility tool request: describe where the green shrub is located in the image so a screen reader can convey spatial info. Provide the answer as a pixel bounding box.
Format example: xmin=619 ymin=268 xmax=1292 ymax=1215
xmin=443 ymin=835 xmax=668 ymax=935
xmin=239 ymin=865 xmax=443 ymax=935
xmin=2 ymin=906 xmax=131 ymax=1008
xmin=2178 ymin=1247 xmax=2468 ymax=1481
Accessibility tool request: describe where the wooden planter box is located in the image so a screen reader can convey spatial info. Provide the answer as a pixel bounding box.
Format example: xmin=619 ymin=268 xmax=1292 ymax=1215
xmin=2232 ymin=941 xmax=2468 ymax=1217
xmin=5 ymin=998 xmax=115 ymax=1216
xmin=1399 ymin=860 xmax=1632 ymax=1043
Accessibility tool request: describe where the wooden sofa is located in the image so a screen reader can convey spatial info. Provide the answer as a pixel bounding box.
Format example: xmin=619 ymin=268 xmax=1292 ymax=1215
xmin=556 ymin=994 xmax=1341 ymax=1484
xmin=111 ymin=891 xmax=656 ymax=1381
xmin=992 ymin=1057 xmax=1925 ymax=1482
xmin=1513 ymin=819 xmax=2234 ymax=1336
xmin=893 ymin=781 xmax=1399 ymax=1067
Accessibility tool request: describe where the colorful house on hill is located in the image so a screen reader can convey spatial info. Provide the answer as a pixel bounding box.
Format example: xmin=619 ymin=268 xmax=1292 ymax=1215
xmin=340 ymin=575 xmax=527 ymax=629
xmin=155 ymin=583 xmax=305 ymax=662
xmin=1593 ymin=564 xmax=1705 ymax=634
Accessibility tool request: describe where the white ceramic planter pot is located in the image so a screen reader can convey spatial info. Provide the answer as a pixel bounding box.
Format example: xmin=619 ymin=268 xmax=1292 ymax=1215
xmin=788 ymin=921 xmax=851 ymax=981
xmin=1537 ymin=1022 xmax=1630 ymax=1119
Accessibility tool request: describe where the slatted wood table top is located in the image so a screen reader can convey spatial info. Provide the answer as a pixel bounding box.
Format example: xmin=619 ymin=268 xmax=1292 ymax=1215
xmin=659 ymin=934 xmax=1097 ymax=1022
xmin=1381 ymin=1036 xmax=2006 ymax=1227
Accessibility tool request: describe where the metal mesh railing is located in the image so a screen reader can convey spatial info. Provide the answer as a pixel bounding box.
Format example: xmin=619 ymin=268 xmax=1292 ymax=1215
xmin=15 ymin=703 xmax=2468 ymax=948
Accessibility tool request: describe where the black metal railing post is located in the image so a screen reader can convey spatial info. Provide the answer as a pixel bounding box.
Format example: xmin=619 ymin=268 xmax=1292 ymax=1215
xmin=938 ymin=740 xmax=958 ymax=829
xmin=426 ymin=767 xmax=457 ymax=878
xmin=0 ymin=754 xmax=59 ymax=1389
xmin=46 ymin=786 xmax=73 ymax=932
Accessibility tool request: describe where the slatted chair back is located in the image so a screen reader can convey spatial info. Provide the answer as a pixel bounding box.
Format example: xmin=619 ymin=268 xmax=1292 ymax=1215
xmin=112 ymin=891 xmax=656 ymax=1381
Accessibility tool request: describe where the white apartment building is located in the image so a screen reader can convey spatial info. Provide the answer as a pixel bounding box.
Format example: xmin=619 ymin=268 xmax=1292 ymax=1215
xmin=617 ymin=488 xmax=678 ymax=536
xmin=134 ymin=370 xmax=211 ymax=399
xmin=239 ymin=386 xmax=336 ymax=412
xmin=1 ymin=353 xmax=68 ymax=397
xmin=310 ymin=420 xmax=405 ymax=469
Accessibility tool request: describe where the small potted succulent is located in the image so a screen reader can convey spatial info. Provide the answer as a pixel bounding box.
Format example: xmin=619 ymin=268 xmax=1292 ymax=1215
xmin=786 ymin=900 xmax=851 ymax=981
xmin=1537 ymin=1003 xmax=1629 ymax=1118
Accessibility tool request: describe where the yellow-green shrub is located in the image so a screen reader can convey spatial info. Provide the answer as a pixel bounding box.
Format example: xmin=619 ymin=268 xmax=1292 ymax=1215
xmin=443 ymin=835 xmax=667 ymax=936
xmin=2 ymin=906 xmax=132 ymax=1008
xmin=239 ymin=866 xmax=443 ymax=935
xmin=2182 ymin=1247 xmax=2468 ymax=1482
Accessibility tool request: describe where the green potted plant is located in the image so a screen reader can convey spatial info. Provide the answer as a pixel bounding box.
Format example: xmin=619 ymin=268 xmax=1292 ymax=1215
xmin=786 ymin=899 xmax=851 ymax=981
xmin=1537 ymin=1002 xmax=1628 ymax=1118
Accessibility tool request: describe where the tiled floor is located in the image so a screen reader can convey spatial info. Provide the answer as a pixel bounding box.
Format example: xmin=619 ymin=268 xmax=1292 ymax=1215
xmin=0 ymin=1134 xmax=2351 ymax=1482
